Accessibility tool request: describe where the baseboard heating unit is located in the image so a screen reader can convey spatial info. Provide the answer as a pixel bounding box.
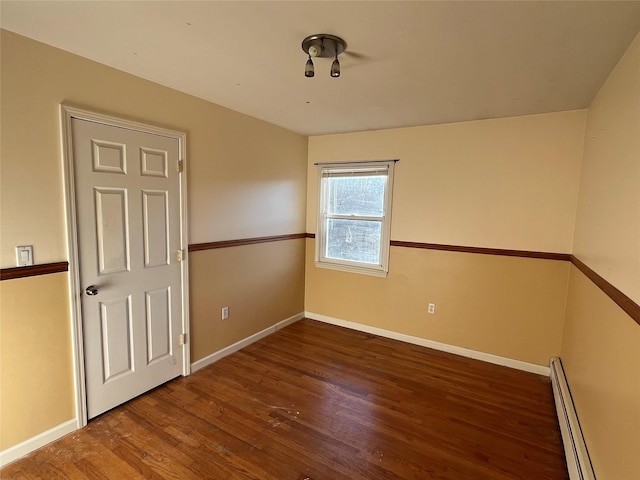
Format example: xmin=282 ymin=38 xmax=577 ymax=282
xmin=550 ymin=357 xmax=596 ymax=480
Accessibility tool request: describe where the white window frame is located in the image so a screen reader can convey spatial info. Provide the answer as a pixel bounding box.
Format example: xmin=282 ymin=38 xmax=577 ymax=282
xmin=315 ymin=160 xmax=396 ymax=277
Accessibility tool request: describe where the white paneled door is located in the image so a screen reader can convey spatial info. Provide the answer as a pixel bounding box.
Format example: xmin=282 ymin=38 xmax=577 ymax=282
xmin=71 ymin=118 xmax=186 ymax=419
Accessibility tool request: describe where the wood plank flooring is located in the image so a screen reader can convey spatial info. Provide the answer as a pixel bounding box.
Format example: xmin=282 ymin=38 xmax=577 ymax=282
xmin=2 ymin=319 xmax=568 ymax=479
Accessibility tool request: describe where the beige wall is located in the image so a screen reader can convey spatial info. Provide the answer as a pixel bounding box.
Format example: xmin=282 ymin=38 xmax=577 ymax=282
xmin=0 ymin=273 xmax=75 ymax=450
xmin=306 ymin=110 xmax=586 ymax=366
xmin=562 ymin=267 xmax=640 ymax=479
xmin=561 ymin=33 xmax=640 ymax=479
xmin=0 ymin=30 xmax=307 ymax=450
xmin=307 ymin=110 xmax=586 ymax=253
xmin=306 ymin=240 xmax=569 ymax=366
xmin=572 ymin=32 xmax=640 ymax=305
xmin=190 ymin=239 xmax=305 ymax=361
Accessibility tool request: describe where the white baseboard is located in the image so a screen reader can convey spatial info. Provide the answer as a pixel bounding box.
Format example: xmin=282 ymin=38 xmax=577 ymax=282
xmin=0 ymin=419 xmax=77 ymax=468
xmin=191 ymin=312 xmax=304 ymax=372
xmin=305 ymin=312 xmax=550 ymax=376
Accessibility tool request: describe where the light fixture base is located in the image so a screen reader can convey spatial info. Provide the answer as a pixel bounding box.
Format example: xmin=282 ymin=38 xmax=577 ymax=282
xmin=302 ymin=34 xmax=346 ymax=58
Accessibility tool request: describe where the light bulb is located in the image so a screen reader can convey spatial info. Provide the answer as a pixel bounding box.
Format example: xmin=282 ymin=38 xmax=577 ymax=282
xmin=308 ymin=45 xmax=322 ymax=57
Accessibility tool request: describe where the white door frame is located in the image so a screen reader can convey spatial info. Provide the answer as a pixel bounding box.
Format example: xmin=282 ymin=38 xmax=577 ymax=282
xmin=60 ymin=105 xmax=190 ymax=428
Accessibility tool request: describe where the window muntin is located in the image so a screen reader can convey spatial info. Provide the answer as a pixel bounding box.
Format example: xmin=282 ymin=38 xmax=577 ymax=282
xmin=316 ymin=161 xmax=395 ymax=276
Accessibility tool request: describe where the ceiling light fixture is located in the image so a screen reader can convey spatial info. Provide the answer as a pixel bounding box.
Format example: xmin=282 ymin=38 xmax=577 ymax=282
xmin=302 ymin=34 xmax=346 ymax=78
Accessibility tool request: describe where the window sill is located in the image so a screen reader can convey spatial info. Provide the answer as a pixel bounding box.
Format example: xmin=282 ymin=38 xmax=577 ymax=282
xmin=314 ymin=260 xmax=388 ymax=278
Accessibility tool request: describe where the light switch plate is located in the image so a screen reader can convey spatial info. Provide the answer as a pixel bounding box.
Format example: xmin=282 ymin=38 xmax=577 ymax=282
xmin=16 ymin=245 xmax=34 ymax=266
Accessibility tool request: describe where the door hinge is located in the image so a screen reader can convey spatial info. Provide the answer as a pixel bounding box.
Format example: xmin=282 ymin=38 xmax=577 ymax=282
xmin=179 ymin=333 xmax=188 ymax=345
xmin=177 ymin=160 xmax=184 ymax=173
xmin=176 ymin=249 xmax=183 ymax=262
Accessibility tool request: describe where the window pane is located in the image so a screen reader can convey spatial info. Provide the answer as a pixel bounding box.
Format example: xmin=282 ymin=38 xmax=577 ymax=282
xmin=327 ymin=175 xmax=386 ymax=217
xmin=326 ymin=219 xmax=382 ymax=264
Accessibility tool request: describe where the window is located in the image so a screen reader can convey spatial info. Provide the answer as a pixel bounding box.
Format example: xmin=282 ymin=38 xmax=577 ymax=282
xmin=315 ymin=160 xmax=396 ymax=277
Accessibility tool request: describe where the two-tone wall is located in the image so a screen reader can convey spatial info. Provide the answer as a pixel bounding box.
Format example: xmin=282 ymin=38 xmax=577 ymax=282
xmin=305 ymin=110 xmax=586 ymax=367
xmin=560 ymin=33 xmax=640 ymax=480
xmin=0 ymin=30 xmax=307 ymax=452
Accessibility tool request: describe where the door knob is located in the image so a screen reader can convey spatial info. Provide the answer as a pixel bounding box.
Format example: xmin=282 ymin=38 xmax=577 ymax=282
xmin=85 ymin=285 xmax=99 ymax=296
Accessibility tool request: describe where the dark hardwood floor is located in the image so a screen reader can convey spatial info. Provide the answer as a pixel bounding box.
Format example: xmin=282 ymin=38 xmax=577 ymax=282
xmin=2 ymin=319 xmax=568 ymax=479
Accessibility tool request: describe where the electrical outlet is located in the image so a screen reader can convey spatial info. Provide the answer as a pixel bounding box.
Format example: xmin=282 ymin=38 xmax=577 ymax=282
xmin=428 ymin=303 xmax=436 ymax=314
xmin=221 ymin=306 xmax=229 ymax=320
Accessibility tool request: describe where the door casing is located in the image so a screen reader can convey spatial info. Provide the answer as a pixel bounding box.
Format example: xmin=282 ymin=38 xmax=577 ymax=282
xmin=60 ymin=105 xmax=190 ymax=428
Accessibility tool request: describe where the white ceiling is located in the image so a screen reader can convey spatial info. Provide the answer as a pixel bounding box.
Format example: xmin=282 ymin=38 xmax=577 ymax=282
xmin=2 ymin=1 xmax=640 ymax=136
